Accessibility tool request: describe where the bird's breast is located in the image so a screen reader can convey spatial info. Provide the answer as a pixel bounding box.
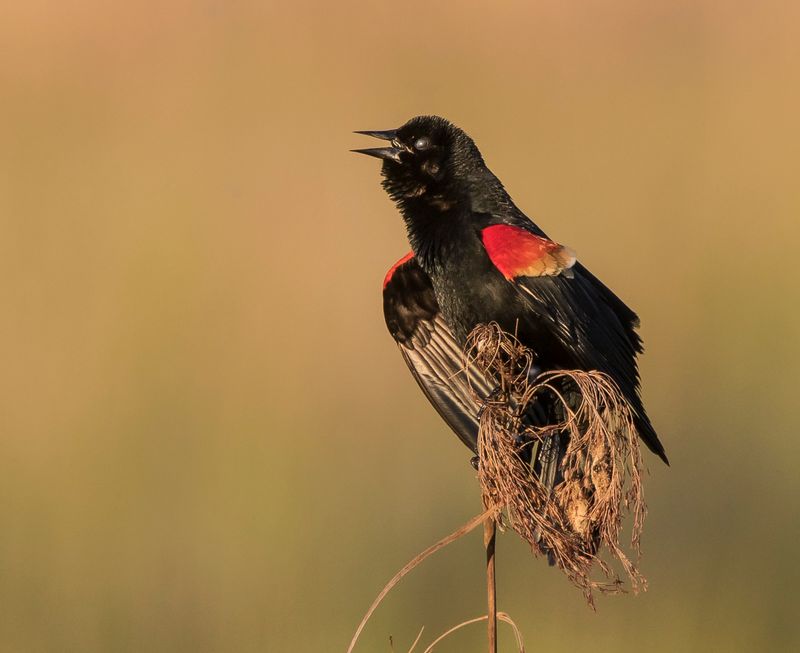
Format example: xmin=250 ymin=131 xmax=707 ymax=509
xmin=427 ymin=233 xmax=528 ymax=345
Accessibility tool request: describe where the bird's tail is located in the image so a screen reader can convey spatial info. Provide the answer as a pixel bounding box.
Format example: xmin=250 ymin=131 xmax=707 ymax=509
xmin=634 ymin=410 xmax=669 ymax=465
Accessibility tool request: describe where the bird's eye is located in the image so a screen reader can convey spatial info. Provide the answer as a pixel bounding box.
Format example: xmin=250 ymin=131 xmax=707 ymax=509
xmin=414 ymin=136 xmax=431 ymax=151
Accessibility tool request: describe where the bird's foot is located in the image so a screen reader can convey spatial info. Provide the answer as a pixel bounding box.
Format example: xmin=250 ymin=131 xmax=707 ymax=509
xmin=520 ymin=400 xmax=548 ymax=429
xmin=513 ymin=433 xmax=534 ymax=465
xmin=477 ymin=385 xmax=503 ymax=420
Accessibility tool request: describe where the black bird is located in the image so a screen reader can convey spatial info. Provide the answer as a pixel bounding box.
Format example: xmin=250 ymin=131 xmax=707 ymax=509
xmin=355 ymin=116 xmax=668 ymax=473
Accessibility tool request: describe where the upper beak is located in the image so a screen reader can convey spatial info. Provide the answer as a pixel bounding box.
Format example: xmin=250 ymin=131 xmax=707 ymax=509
xmin=352 ymin=129 xmax=402 ymax=162
xmin=353 ymin=129 xmax=398 ymax=140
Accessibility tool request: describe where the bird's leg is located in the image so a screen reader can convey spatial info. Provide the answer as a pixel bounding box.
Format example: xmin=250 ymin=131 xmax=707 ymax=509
xmin=477 ymin=385 xmax=503 ymax=420
xmin=471 ymin=386 xmax=503 ymax=471
xmin=475 ymin=366 xmax=546 ymax=469
xmin=526 ymin=364 xmax=542 ymax=384
xmin=515 ymin=365 xmax=545 ymax=465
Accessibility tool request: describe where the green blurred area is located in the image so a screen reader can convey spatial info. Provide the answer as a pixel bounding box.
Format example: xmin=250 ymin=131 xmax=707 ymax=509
xmin=1 ymin=1 xmax=799 ymax=651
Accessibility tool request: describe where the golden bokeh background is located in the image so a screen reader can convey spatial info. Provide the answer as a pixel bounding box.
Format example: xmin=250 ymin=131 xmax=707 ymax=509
xmin=2 ymin=1 xmax=799 ymax=651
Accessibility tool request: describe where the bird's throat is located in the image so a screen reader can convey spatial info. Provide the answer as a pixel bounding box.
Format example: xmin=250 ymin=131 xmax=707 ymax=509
xmin=401 ymin=202 xmax=466 ymax=273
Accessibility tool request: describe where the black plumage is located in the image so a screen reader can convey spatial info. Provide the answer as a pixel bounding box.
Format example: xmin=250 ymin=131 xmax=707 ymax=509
xmin=359 ymin=115 xmax=668 ymax=468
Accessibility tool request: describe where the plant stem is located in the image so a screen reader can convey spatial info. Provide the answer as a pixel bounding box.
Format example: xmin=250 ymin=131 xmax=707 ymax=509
xmin=483 ymin=515 xmax=497 ymax=653
xmin=346 ymin=508 xmax=497 ymax=653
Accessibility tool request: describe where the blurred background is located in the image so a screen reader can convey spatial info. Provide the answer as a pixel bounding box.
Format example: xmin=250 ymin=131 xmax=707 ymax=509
xmin=1 ymin=1 xmax=799 ymax=651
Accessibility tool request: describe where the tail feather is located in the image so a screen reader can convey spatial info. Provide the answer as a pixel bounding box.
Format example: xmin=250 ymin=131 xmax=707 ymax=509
xmin=634 ymin=411 xmax=669 ymax=465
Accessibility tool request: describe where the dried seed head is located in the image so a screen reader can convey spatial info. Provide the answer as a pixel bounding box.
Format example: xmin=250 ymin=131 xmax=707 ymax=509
xmin=464 ymin=323 xmax=647 ymax=605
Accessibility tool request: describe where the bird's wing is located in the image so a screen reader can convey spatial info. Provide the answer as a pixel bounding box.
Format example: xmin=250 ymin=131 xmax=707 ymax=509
xmin=479 ymin=223 xmax=668 ymax=464
xmin=383 ymin=253 xmax=493 ymax=454
xmin=481 ymin=222 xmax=638 ymax=370
xmin=481 ymin=223 xmax=577 ymax=279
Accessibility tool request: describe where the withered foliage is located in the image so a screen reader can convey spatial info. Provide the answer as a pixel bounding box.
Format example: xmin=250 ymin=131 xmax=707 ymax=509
xmin=465 ymin=323 xmax=647 ymax=605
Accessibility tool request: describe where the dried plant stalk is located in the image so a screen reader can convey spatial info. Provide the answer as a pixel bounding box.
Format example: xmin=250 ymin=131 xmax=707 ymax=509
xmin=465 ymin=323 xmax=647 ymax=605
xmin=346 ymin=507 xmax=499 ymax=653
xmin=419 ymin=612 xmax=525 ymax=653
xmin=483 ymin=514 xmax=497 ymax=653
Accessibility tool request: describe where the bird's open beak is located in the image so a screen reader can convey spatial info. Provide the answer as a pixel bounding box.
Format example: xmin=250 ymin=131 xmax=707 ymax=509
xmin=352 ymin=129 xmax=403 ymax=162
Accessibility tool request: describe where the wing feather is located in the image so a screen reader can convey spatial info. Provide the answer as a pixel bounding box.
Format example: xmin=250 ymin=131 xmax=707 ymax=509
xmin=383 ymin=255 xmax=493 ymax=453
xmin=479 ymin=222 xmax=668 ymax=464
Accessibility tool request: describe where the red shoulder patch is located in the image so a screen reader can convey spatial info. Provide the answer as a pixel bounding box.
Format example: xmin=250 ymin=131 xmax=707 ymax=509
xmin=481 ymin=224 xmax=576 ymax=280
xmin=383 ymin=252 xmax=415 ymax=289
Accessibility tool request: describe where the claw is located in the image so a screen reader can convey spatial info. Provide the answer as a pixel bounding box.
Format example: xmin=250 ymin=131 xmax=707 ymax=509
xmin=521 ymin=400 xmax=548 ymax=428
xmin=514 ymin=432 xmax=534 ymax=465
xmin=477 ymin=385 xmax=503 ymax=419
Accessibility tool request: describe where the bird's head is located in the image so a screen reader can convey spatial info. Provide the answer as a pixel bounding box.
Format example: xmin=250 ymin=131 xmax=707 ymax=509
xmin=353 ymin=115 xmax=494 ymax=213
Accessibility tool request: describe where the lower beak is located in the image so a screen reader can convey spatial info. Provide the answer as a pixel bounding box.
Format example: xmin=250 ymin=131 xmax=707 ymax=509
xmin=351 ymin=147 xmax=403 ymax=162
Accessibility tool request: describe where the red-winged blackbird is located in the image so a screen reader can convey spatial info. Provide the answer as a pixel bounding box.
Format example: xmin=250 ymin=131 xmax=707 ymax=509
xmin=354 ymin=116 xmax=668 ymax=473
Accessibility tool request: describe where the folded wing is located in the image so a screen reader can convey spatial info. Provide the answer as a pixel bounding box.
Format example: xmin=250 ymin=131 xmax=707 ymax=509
xmin=383 ymin=254 xmax=493 ymax=453
xmin=480 ymin=221 xmax=668 ymax=464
